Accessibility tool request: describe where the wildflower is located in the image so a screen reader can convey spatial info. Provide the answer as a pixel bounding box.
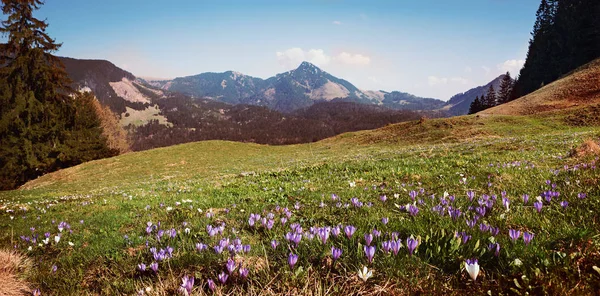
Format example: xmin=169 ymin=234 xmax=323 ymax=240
xmin=218 ymin=272 xmax=228 ymax=284
xmin=357 ymin=266 xmax=373 ymax=282
xmin=465 ymin=258 xmax=480 ymax=281
xmin=364 ymin=233 xmax=373 ymax=246
xmin=32 ymin=289 xmax=41 ymax=296
xmin=196 ymin=243 xmax=207 ymax=252
xmin=344 ymin=225 xmax=356 ymax=239
xmin=331 ymin=226 xmax=341 ymax=237
xmin=207 ymin=279 xmax=216 ymax=291
xmin=391 ymin=240 xmax=402 ymax=255
xmin=408 ymin=204 xmax=419 ymax=216
xmin=560 ymin=201 xmax=568 ymax=209
xmin=239 ymin=267 xmax=249 ymax=279
xmin=51 ymin=265 xmax=57 ymax=273
xmin=364 ymin=245 xmax=375 ymax=263
xmin=150 ymin=262 xmax=158 ymax=272
xmin=467 ymin=191 xmax=475 ymax=202
xmin=522 ymin=194 xmax=529 ymax=204
xmin=138 ymin=263 xmax=146 ymax=271
xmin=380 ymin=195 xmax=387 ymax=202
xmin=578 ymin=192 xmax=587 ymax=199
xmin=502 ymin=197 xmax=510 ymax=211
xmin=317 ymin=227 xmax=330 ymax=244
xmin=534 ymin=201 xmax=543 ymax=213
xmin=54 ymin=235 xmax=60 ymax=244
xmin=271 ymin=239 xmax=279 ymax=249
xmin=381 ymin=217 xmax=389 ymax=225
xmin=226 ymin=258 xmax=236 ymax=274
xmin=406 ymin=237 xmax=418 ymax=256
xmin=488 ymin=242 xmax=500 ymax=256
xmin=179 ymin=275 xmax=194 ymax=296
xmin=331 ymin=246 xmax=342 ymax=261
xmin=509 ymin=229 xmax=521 ymax=242
xmin=382 ymin=241 xmax=391 ymax=253
xmin=409 ymin=190 xmax=417 ymax=200
xmin=288 ymin=253 xmax=299 ymax=269
xmin=523 ymin=232 xmax=534 ymax=245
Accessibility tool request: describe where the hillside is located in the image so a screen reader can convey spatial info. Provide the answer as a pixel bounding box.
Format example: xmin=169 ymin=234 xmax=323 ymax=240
xmin=481 ymin=58 xmax=600 ymax=115
xmin=2 ymin=108 xmax=599 ymax=295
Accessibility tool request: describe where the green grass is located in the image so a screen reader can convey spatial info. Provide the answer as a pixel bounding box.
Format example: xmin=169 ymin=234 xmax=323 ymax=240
xmin=1 ymin=114 xmax=600 ymax=295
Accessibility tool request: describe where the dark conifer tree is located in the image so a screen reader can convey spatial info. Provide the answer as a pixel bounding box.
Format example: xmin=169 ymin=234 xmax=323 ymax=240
xmin=0 ymin=0 xmax=114 ymax=190
xmin=497 ymin=72 xmax=514 ymax=105
xmin=468 ymin=96 xmax=482 ymax=114
xmin=481 ymin=85 xmax=497 ymax=109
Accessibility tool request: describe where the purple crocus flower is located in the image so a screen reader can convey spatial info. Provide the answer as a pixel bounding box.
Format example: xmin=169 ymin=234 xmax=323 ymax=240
xmin=196 ymin=243 xmax=207 ymax=252
xmin=391 ymin=240 xmax=401 ymax=255
xmin=243 ymin=244 xmax=251 ymax=253
xmin=578 ymin=192 xmax=587 ymax=199
xmin=534 ymin=201 xmax=543 ymax=213
xmin=406 ymin=237 xmax=418 ymax=256
xmin=271 ymin=239 xmax=279 ymax=249
xmin=179 ymin=275 xmax=194 ymax=296
xmin=137 ymin=263 xmax=146 ymax=271
xmin=381 ymin=217 xmax=389 ymax=225
xmin=488 ymin=242 xmax=500 ymax=256
xmin=382 ymin=241 xmax=391 ymax=253
xmin=344 ymin=225 xmax=356 ymax=239
xmin=364 ymin=233 xmax=373 ymax=246
xmin=489 ymin=227 xmax=500 ymax=236
xmin=166 ymin=246 xmax=174 ymax=257
xmin=409 ymin=190 xmax=417 ymax=200
xmin=523 ymin=232 xmax=534 ymax=245
xmin=150 ymin=262 xmax=158 ymax=272
xmin=523 ymin=194 xmax=529 ymax=204
xmin=408 ymin=204 xmax=419 ymax=216
xmin=331 ymin=246 xmax=342 ymax=261
xmin=239 ymin=267 xmax=249 ymax=279
xmin=280 ymin=217 xmax=288 ymax=225
xmin=226 ymin=258 xmax=236 ymax=274
xmin=213 ymin=245 xmax=224 ymax=254
xmin=331 ymin=226 xmax=341 ymax=237
xmin=207 ymin=279 xmax=216 ymax=291
xmin=466 ymin=219 xmax=477 ymax=228
xmin=364 ymin=245 xmax=375 ymax=263
xmin=509 ymin=229 xmax=521 ymax=242
xmin=448 ymin=207 xmax=461 ymax=221
xmin=479 ymin=223 xmax=490 ymax=233
xmin=380 ymin=195 xmax=387 ymax=202
xmin=560 ymin=201 xmax=568 ymax=209
xmin=288 ymin=253 xmax=299 ymax=269
xmin=318 ymin=228 xmax=330 ymax=244
xmin=218 ymin=272 xmax=228 ymax=284
xmin=467 ymin=190 xmax=475 ymax=202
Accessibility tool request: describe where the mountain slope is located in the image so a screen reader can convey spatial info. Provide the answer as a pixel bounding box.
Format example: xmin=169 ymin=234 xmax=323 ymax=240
xmin=444 ymin=74 xmax=506 ymax=116
xmin=156 ymin=61 xmax=441 ymax=112
xmin=481 ymin=58 xmax=600 ymax=115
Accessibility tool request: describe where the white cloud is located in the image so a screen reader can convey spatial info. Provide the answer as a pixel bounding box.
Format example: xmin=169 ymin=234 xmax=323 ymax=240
xmin=332 ymin=20 xmax=342 ymax=25
xmin=464 ymin=66 xmax=472 ymax=73
xmin=334 ymin=52 xmax=371 ymax=66
xmin=497 ymin=59 xmax=525 ymax=76
xmin=428 ymin=76 xmax=469 ymax=86
xmin=276 ymin=48 xmax=371 ymax=68
xmin=276 ymin=48 xmax=331 ymax=68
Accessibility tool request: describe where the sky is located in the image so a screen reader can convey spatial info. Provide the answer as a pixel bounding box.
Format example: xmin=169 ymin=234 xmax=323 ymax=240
xmin=4 ymin=0 xmax=540 ymax=101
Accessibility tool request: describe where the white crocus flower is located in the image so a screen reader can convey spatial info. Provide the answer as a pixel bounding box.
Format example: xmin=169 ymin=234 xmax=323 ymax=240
xmin=184 ymin=228 xmax=191 ymax=234
xmin=54 ymin=235 xmax=60 ymax=244
xmin=349 ymin=181 xmax=356 ymax=188
xmin=68 ymin=242 xmax=74 ymax=247
xmin=465 ymin=259 xmax=480 ymax=281
xmin=357 ymin=266 xmax=373 ymax=282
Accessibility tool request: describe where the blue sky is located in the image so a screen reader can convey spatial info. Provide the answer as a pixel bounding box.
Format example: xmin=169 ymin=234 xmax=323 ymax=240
xmin=7 ymin=0 xmax=539 ymax=100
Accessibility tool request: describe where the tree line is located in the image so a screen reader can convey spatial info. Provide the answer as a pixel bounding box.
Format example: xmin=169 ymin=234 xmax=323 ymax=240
xmin=512 ymin=0 xmax=600 ymax=99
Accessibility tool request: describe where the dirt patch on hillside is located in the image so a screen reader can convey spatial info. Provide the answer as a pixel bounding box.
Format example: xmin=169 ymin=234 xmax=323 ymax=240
xmin=0 ymin=250 xmax=31 ymax=295
xmin=569 ymin=139 xmax=600 ymax=158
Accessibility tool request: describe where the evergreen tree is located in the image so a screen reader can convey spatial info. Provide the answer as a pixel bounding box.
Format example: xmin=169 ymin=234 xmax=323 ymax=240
xmin=497 ymin=72 xmax=514 ymax=105
xmin=468 ymin=96 xmax=482 ymax=114
xmin=481 ymin=85 xmax=497 ymax=109
xmin=0 ymin=0 xmax=114 ymax=190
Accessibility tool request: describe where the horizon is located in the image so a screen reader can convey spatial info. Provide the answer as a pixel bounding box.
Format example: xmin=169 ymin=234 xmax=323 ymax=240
xmin=2 ymin=0 xmax=539 ymax=101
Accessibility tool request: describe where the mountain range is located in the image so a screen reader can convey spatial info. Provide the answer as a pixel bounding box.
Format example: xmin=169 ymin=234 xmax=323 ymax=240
xmin=142 ymin=61 xmax=446 ymax=113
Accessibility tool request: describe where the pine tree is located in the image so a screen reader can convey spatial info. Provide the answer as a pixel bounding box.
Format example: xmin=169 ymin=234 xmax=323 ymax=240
xmin=497 ymin=72 xmax=514 ymax=105
xmin=481 ymin=85 xmax=497 ymax=109
xmin=468 ymin=96 xmax=481 ymax=114
xmin=0 ymin=0 xmax=114 ymax=190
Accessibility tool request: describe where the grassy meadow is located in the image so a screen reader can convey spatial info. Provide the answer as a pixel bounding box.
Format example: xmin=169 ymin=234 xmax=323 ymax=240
xmin=1 ymin=112 xmax=600 ymax=295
